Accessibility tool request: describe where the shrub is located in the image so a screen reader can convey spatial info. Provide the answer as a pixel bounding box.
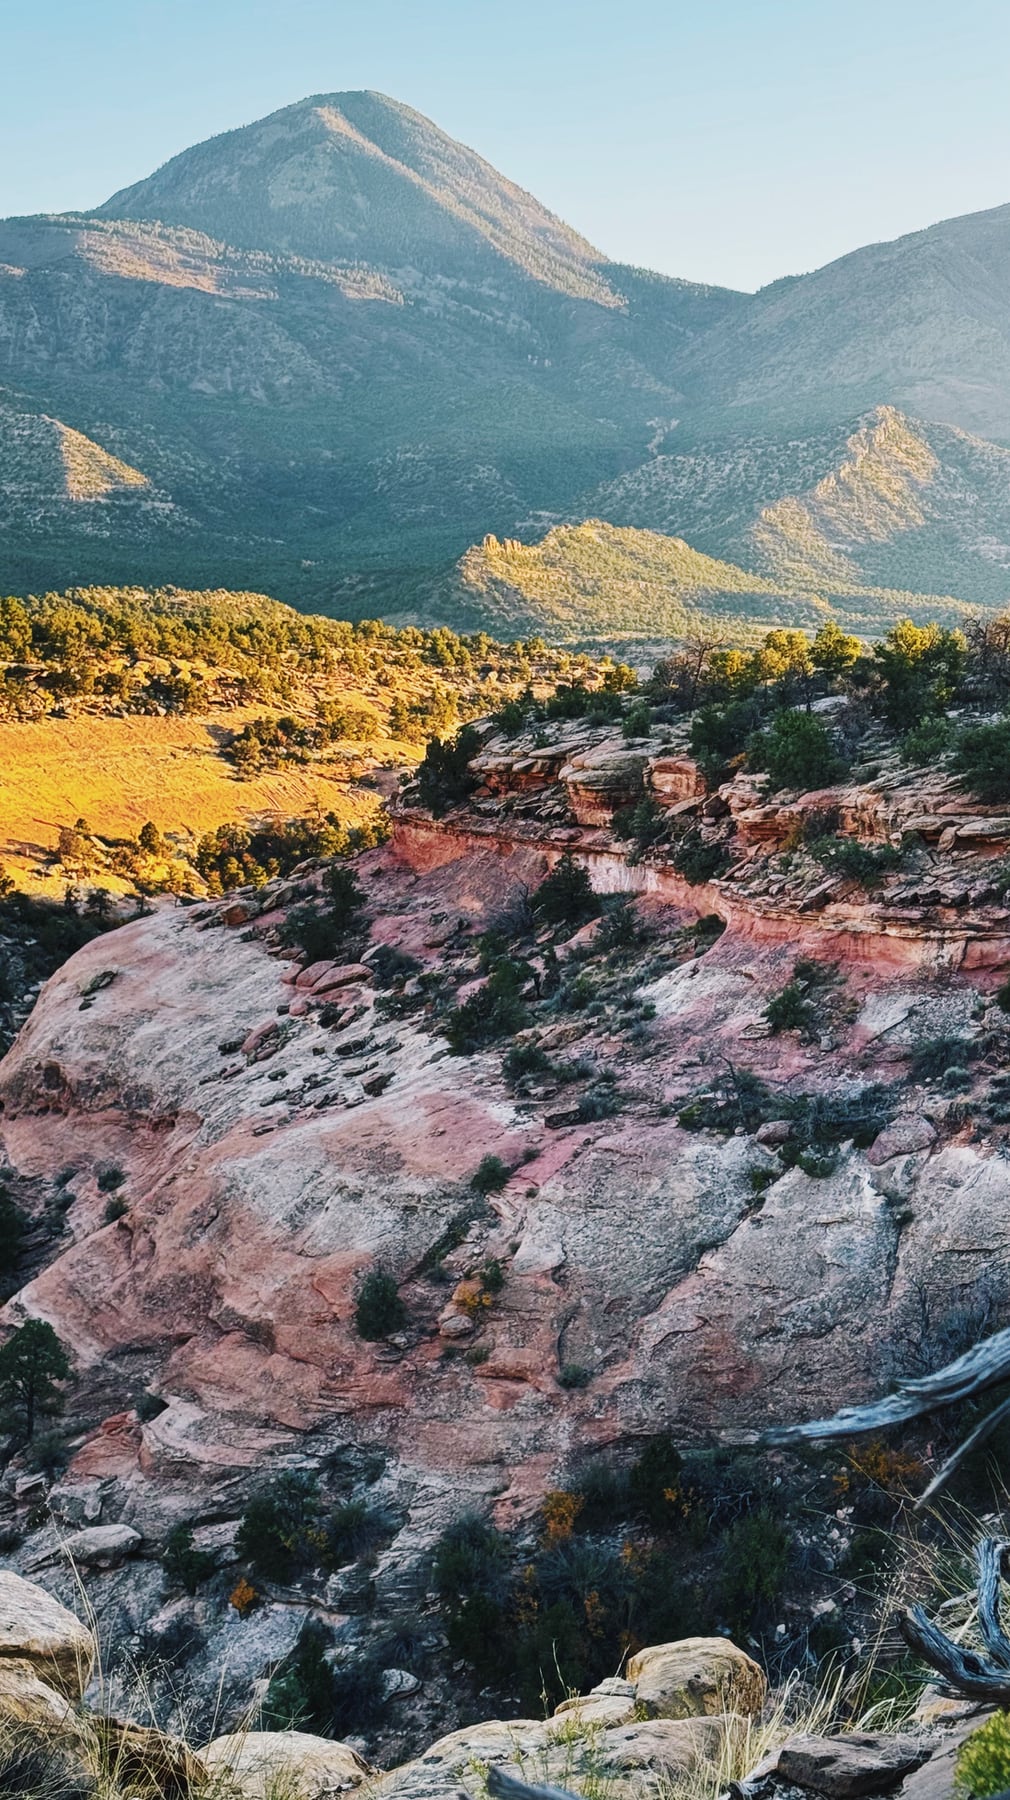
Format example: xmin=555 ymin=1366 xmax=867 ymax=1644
xmin=678 ymin=1065 xmax=771 ymax=1134
xmin=532 ymin=854 xmax=598 ymax=928
xmin=470 ymin=1155 xmax=509 ymax=1195
xmin=416 ymin=724 xmax=481 ymax=815
xmin=103 ymin=1195 xmax=128 ymax=1224
xmin=480 ymin=1257 xmax=505 ymax=1293
xmin=763 ymin=980 xmax=816 ymax=1036
xmin=558 ymin=1363 xmax=591 ymax=1389
xmin=96 ymin=1165 xmax=125 ymax=1192
xmin=670 ymin=830 xmax=730 ymax=885
xmin=162 ymin=1523 xmax=216 ymax=1594
xmin=279 ymin=864 xmax=365 ymax=963
xmin=901 ymin=716 xmax=953 ymax=765
xmin=263 ymin=1620 xmax=388 ymax=1735
xmin=783 ymin=1085 xmax=892 ymax=1158
xmin=628 ymin=1434 xmax=684 ymax=1527
xmin=324 ymin=863 xmax=365 ymax=935
xmin=690 ymin=699 xmax=762 ymax=786
xmin=444 ymin=958 xmax=529 ymax=1053
xmin=622 ymin=702 xmax=653 ymax=739
xmin=909 ymin=1036 xmax=976 ymax=1081
xmin=808 ymin=835 xmax=902 ymax=887
xmin=354 ymin=1268 xmax=406 ymax=1340
xmin=503 ymin=1039 xmax=551 ymax=1081
xmin=571 ymin=1462 xmax=629 ymax=1531
xmin=319 ymin=1499 xmax=392 ymax=1569
xmin=955 ymin=1708 xmax=1010 ymax=1797
xmin=235 ymin=1472 xmax=321 ymax=1581
xmin=717 ymin=1509 xmax=791 ymax=1633
xmin=795 ymin=1148 xmax=839 ymax=1178
xmin=0 ymin=1191 xmax=25 ymax=1280
xmin=748 ymin=710 xmax=846 ymax=793
xmin=576 ymin=1086 xmax=620 ymax=1120
xmin=598 ymin=898 xmax=646 ymax=950
xmin=953 ymin=717 xmax=1010 ymax=804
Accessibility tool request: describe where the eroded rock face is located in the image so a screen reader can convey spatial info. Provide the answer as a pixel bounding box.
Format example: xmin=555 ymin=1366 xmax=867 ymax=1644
xmin=2 ymin=821 xmax=1010 ymax=1532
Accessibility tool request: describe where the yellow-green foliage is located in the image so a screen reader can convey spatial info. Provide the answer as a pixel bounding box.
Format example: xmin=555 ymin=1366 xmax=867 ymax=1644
xmin=956 ymin=1710 xmax=1010 ymax=1797
xmin=451 ymin=517 xmax=971 ymax=644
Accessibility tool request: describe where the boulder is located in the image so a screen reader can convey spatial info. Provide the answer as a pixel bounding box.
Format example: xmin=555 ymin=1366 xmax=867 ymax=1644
xmin=93 ymin=1717 xmax=207 ymax=1800
xmin=776 ymin=1732 xmax=930 ymax=1797
xmin=62 ymin=1523 xmax=142 ymax=1568
xmin=649 ymin=755 xmax=707 ymax=807
xmin=0 ymin=1657 xmax=80 ymax=1733
xmin=756 ymin=1119 xmax=792 ymax=1147
xmin=201 ymin=1730 xmax=371 ymax=1798
xmin=47 ymin=1482 xmax=103 ymax=1527
xmin=312 ymin=963 xmax=373 ymax=996
xmin=867 ymin=1118 xmax=937 ymax=1166
xmin=0 ymin=1570 xmax=96 ymax=1699
xmin=625 ymin=1636 xmax=766 ymax=1720
xmin=559 ymin=739 xmax=649 ymax=826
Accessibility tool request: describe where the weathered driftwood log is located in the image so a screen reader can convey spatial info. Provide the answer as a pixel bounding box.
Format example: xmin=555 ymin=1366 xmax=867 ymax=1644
xmin=898 ymin=1535 xmax=1010 ymax=1702
xmin=486 ymin=1768 xmax=579 ymax=1800
xmin=759 ymin=1325 xmax=1010 ymax=1505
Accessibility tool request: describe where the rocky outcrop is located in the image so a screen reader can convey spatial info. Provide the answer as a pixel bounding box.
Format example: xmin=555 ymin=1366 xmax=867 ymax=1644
xmin=369 ymin=1711 xmax=734 ymax=1800
xmin=557 ymin=739 xmax=649 ymax=825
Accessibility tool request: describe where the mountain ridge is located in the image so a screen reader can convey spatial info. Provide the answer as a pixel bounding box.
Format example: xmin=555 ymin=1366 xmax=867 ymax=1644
xmin=4 ymin=93 xmax=1010 ymax=614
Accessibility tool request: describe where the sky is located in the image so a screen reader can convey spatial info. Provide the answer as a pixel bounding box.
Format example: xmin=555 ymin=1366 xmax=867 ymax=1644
xmin=4 ymin=0 xmax=1010 ymax=292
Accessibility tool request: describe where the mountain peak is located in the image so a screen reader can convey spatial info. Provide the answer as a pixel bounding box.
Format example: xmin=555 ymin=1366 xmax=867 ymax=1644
xmin=96 ymin=90 xmax=619 ymax=303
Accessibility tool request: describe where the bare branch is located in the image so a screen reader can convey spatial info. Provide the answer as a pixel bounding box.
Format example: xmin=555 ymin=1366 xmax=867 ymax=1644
xmin=898 ymin=1536 xmax=1010 ymax=1703
xmin=760 ymin=1325 xmax=1010 ymax=1449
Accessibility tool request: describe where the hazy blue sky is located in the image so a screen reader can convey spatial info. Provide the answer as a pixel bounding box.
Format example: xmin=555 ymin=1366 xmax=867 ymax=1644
xmin=5 ymin=0 xmax=1010 ymax=291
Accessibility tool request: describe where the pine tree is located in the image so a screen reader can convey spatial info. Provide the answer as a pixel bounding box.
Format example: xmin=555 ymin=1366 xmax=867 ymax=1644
xmin=0 ymin=1320 xmax=72 ymax=1442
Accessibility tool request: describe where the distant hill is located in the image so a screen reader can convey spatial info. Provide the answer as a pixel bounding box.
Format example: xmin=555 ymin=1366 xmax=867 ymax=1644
xmin=677 ymin=202 xmax=1010 ymax=441
xmin=4 ymin=94 xmax=1010 ymax=619
xmin=436 ymin=513 xmax=971 ymax=644
xmin=592 ymin=406 xmax=1010 ymax=609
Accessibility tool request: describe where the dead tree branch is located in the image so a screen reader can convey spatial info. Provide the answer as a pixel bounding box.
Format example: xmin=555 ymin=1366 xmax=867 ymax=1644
xmin=759 ymin=1325 xmax=1010 ymax=1504
xmin=898 ymin=1537 xmax=1010 ymax=1702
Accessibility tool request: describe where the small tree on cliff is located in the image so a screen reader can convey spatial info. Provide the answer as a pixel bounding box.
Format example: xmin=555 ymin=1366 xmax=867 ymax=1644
xmin=0 ymin=1320 xmax=73 ymax=1443
xmin=532 ymin=854 xmax=598 ymax=928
